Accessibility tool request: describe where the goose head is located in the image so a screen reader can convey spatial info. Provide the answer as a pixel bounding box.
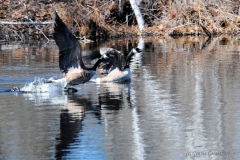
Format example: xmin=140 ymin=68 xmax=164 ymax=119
xmin=99 ymin=48 xmax=121 ymax=56
xmin=100 ymin=52 xmax=114 ymax=59
xmin=131 ymin=47 xmax=143 ymax=54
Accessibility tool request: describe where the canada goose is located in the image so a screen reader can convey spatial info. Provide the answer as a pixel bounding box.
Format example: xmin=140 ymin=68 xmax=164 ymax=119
xmin=80 ymin=47 xmax=122 ymax=76
xmin=97 ymin=47 xmax=142 ymax=76
xmin=94 ymin=47 xmax=142 ymax=83
xmin=50 ymin=11 xmax=109 ymax=92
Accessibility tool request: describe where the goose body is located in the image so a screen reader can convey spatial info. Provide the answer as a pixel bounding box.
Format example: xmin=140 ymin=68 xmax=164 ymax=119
xmin=81 ymin=47 xmax=122 ymax=76
xmin=96 ymin=67 xmax=131 ymax=83
xmin=65 ymin=66 xmax=96 ymax=85
xmin=51 ymin=11 xmax=107 ymax=91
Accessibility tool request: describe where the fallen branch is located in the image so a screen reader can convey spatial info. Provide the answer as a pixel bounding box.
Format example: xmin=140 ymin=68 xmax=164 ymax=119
xmin=7 ymin=28 xmax=23 ymax=41
xmin=199 ymin=24 xmax=211 ymax=38
xmin=0 ymin=21 xmax=53 ymax=25
xmin=21 ymin=2 xmax=50 ymax=42
xmin=1 ymin=44 xmax=57 ymax=50
xmin=25 ymin=18 xmax=50 ymax=42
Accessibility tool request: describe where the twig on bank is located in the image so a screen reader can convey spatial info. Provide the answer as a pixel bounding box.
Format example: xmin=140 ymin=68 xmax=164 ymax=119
xmin=199 ymin=23 xmax=212 ymax=38
xmin=7 ymin=28 xmax=23 ymax=41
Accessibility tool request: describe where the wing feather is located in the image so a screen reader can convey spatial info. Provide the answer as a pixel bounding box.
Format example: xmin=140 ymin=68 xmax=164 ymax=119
xmin=53 ymin=11 xmax=81 ymax=73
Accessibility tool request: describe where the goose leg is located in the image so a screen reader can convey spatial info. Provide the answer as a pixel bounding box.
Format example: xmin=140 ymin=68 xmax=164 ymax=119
xmin=64 ymin=82 xmax=78 ymax=93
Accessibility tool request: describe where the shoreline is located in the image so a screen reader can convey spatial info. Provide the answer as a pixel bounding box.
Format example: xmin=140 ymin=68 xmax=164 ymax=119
xmin=1 ymin=0 xmax=240 ymax=41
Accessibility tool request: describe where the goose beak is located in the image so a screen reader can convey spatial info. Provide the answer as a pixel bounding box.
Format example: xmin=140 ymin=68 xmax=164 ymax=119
xmin=100 ymin=53 xmax=115 ymax=59
xmin=135 ymin=48 xmax=143 ymax=53
xmin=103 ymin=54 xmax=109 ymax=59
xmin=100 ymin=53 xmax=109 ymax=59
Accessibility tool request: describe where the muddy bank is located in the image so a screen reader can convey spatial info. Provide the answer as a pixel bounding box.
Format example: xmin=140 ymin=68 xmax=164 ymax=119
xmin=1 ymin=0 xmax=240 ymax=41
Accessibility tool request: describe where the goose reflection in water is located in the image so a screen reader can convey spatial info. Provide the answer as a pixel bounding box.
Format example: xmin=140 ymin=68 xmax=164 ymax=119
xmin=97 ymin=82 xmax=131 ymax=110
xmin=55 ymin=94 xmax=98 ymax=159
xmin=20 ymin=78 xmax=144 ymax=160
xmin=45 ymin=82 xmax=131 ymax=159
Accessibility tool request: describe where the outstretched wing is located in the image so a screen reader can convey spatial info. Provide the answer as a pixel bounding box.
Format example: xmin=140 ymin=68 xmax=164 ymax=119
xmin=97 ymin=48 xmax=123 ymax=75
xmin=53 ymin=11 xmax=81 ymax=73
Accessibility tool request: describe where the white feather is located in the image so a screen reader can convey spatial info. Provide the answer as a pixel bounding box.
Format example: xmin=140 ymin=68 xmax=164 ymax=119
xmin=96 ymin=68 xmax=131 ymax=83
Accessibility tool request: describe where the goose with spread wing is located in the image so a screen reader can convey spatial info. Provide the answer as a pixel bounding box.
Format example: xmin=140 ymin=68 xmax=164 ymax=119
xmin=94 ymin=47 xmax=142 ymax=83
xmin=97 ymin=47 xmax=142 ymax=76
xmin=50 ymin=11 xmax=109 ymax=92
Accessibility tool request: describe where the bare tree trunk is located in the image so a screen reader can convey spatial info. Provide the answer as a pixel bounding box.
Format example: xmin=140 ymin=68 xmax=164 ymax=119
xmin=238 ymin=5 xmax=240 ymax=16
xmin=119 ymin=0 xmax=123 ymax=15
xmin=129 ymin=0 xmax=145 ymax=32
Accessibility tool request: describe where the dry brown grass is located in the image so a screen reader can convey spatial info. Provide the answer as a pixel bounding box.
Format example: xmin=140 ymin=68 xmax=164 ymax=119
xmin=1 ymin=0 xmax=240 ymax=41
xmin=152 ymin=0 xmax=240 ymax=35
xmin=67 ymin=1 xmax=142 ymax=37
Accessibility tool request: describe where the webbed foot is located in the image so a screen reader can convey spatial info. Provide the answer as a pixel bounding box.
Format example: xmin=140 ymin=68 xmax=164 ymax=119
xmin=64 ymin=87 xmax=78 ymax=93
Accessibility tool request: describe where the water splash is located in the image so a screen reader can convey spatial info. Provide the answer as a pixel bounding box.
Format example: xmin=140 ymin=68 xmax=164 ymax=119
xmin=21 ymin=77 xmax=64 ymax=93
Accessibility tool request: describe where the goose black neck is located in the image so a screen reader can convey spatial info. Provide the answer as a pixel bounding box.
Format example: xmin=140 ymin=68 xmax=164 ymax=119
xmin=124 ymin=64 xmax=130 ymax=70
xmin=89 ymin=58 xmax=104 ymax=70
xmin=125 ymin=50 xmax=134 ymax=68
xmin=76 ymin=44 xmax=88 ymax=70
xmin=117 ymin=55 xmax=124 ymax=71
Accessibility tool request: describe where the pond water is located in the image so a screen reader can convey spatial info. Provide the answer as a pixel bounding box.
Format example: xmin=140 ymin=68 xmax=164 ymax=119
xmin=1 ymin=36 xmax=240 ymax=160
